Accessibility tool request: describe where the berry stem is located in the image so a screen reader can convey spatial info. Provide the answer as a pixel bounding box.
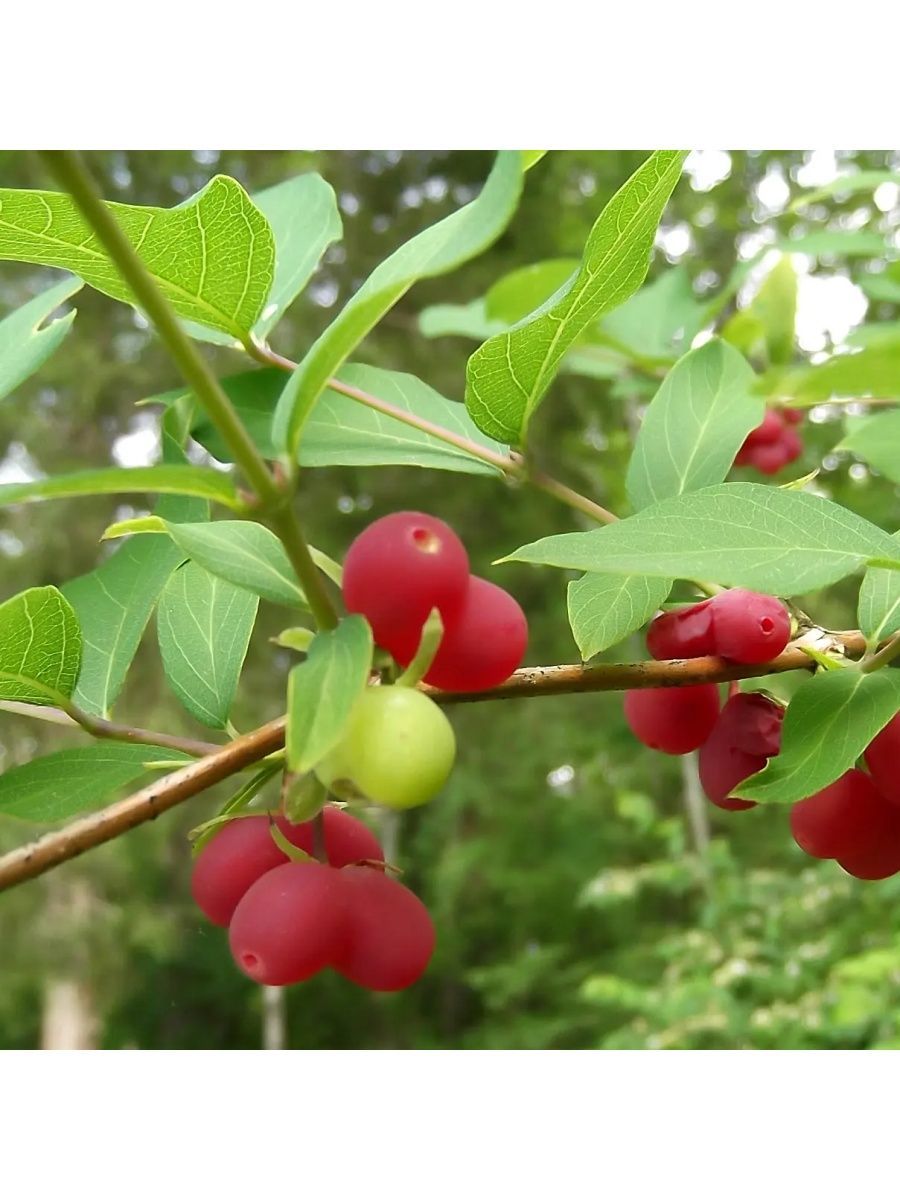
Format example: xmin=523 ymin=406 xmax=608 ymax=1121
xmin=395 ymin=609 xmax=444 ymax=687
xmin=861 ymin=631 xmax=900 ymax=674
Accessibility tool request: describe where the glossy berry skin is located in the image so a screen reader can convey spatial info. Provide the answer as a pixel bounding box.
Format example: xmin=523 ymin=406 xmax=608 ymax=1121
xmin=335 ymin=866 xmax=435 ymax=991
xmin=790 ymin=769 xmax=895 ymax=860
xmin=865 ymin=714 xmax=900 ymax=806
xmin=191 ymin=807 xmax=383 ymax=927
xmin=623 ymin=685 xmax=720 ymax=755
xmin=342 ymin=512 xmax=469 ymax=661
xmin=837 ymin=812 xmax=900 ymax=880
xmin=709 ymin=589 xmax=791 ymax=664
xmin=646 ymin=600 xmax=715 ymax=660
xmin=228 ymin=862 xmax=348 ymax=986
xmin=409 ymin=576 xmax=528 ymax=692
xmin=316 ymin=686 xmax=456 ymax=809
xmin=698 ymin=692 xmax=783 ymax=811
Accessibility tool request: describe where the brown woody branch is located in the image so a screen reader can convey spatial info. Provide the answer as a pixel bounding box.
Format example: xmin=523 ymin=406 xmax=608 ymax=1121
xmin=0 ymin=631 xmax=867 ymax=894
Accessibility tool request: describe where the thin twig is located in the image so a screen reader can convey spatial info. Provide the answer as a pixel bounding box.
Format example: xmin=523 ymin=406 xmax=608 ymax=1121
xmin=0 ymin=701 xmax=221 ymax=757
xmin=861 ymin=631 xmax=900 ymax=674
xmin=0 ymin=631 xmax=869 ymax=894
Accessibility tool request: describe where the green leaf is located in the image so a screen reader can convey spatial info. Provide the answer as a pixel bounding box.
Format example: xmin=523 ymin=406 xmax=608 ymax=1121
xmin=779 ymin=230 xmax=887 ymax=257
xmin=750 ymin=255 xmax=797 ymax=366
xmin=501 ymin=482 xmax=900 ymax=594
xmin=521 ymin=151 xmax=547 ymax=172
xmin=735 ymin=669 xmax=900 ymax=804
xmin=0 ymin=465 xmax=240 ymax=510
xmin=789 ymin=169 xmax=900 ymax=212
xmin=464 ymin=151 xmax=688 ymax=444
xmin=838 ymin=410 xmax=900 ymax=482
xmin=252 ymin=173 xmax=342 ymax=341
xmin=0 ymin=586 xmax=81 ymax=706
xmin=271 ymin=152 xmax=525 ymax=457
xmin=860 ymin=270 xmax=900 ymax=305
xmin=151 ymin=365 xmax=508 ymax=476
xmin=858 ymin=532 xmax=900 ymax=644
xmin=157 ymin=561 xmax=258 ymax=728
xmin=782 ymin=346 xmax=900 ymax=404
xmin=596 ymin=265 xmax=704 ymax=359
xmin=567 ymin=574 xmax=672 ymax=659
xmin=62 ymin=489 xmax=206 ymax=716
xmin=164 ymin=521 xmax=307 ymax=608
xmin=418 ymin=298 xmax=506 ymax=342
xmin=847 ymin=322 xmax=900 ymax=350
xmin=286 ymin=616 xmax=373 ymax=773
xmin=0 ymin=743 xmax=193 ymax=823
xmin=626 ymin=339 xmax=763 ymax=510
xmin=0 ymin=277 xmax=82 ymax=403
xmin=0 ymin=176 xmax=274 ymax=339
xmin=485 ymin=259 xmax=579 ymax=324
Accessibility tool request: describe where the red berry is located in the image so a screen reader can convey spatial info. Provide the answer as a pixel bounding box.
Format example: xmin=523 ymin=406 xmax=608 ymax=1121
xmin=782 ymin=407 xmax=804 ymax=426
xmin=745 ymin=409 xmax=786 ymax=447
xmin=407 ymin=575 xmax=527 ymax=692
xmin=623 ymin=685 xmax=720 ymax=755
xmin=342 ymin=512 xmax=469 ymax=660
xmin=191 ymin=815 xmax=287 ymax=927
xmin=335 ymin=866 xmax=435 ymax=991
xmin=646 ymin=599 xmax=715 ymax=660
xmin=837 ymin=811 xmax=900 ymax=880
xmin=228 ymin=861 xmax=348 ymax=986
xmin=865 ymin=714 xmax=900 ymax=805
xmin=747 ymin=441 xmax=791 ymax=475
xmin=790 ymin=769 xmax=895 ymax=860
xmin=780 ymin=427 xmax=803 ymax=465
xmin=191 ymin=807 xmax=383 ymax=926
xmin=709 ymin=588 xmax=791 ymax=664
xmin=698 ymin=692 xmax=783 ymax=811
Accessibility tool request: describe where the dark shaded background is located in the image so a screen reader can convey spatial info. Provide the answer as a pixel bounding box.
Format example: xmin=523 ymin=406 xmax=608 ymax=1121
xmin=2 ymin=149 xmax=899 ymax=1049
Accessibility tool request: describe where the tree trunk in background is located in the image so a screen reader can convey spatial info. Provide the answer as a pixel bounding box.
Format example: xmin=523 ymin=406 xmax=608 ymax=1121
xmin=262 ymin=986 xmax=286 ymax=1050
xmin=41 ymin=979 xmax=97 ymax=1050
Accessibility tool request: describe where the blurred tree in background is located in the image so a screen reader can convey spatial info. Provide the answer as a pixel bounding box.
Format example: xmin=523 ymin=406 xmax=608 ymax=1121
xmin=2 ymin=149 xmax=900 ymax=1049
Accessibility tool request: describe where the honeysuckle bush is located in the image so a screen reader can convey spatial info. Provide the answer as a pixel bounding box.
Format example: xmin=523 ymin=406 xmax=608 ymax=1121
xmin=2 ymin=149 xmax=900 ymax=1045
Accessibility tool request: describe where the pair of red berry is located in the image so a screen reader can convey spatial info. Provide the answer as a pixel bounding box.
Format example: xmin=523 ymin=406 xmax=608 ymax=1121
xmin=624 ymin=589 xmax=792 ymax=806
xmin=790 ymin=716 xmax=900 ymax=880
xmin=734 ymin=407 xmax=804 ymax=475
xmin=192 ymin=806 xmax=434 ymax=990
xmin=342 ymin=512 xmax=528 ymax=692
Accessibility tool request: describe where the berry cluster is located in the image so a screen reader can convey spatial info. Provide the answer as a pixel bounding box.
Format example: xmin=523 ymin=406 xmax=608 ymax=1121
xmin=192 ymin=806 xmax=434 ymax=990
xmin=790 ymin=716 xmax=900 ymax=880
xmin=624 ymin=589 xmax=791 ymax=803
xmin=342 ymin=511 xmax=528 ymax=692
xmin=734 ymin=407 xmax=804 ymax=475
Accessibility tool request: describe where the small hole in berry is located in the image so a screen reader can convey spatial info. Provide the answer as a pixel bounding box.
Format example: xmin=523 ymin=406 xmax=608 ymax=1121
xmin=241 ymin=952 xmax=260 ymax=971
xmin=410 ymin=527 xmax=440 ymax=554
xmin=759 ymin=617 xmax=775 ymax=635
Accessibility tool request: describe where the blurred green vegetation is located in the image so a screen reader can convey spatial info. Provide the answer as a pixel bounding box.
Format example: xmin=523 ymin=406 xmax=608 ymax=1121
xmin=2 ymin=149 xmax=900 ymax=1049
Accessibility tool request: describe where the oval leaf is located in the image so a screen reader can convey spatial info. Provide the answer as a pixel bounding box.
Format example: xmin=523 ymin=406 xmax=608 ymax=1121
xmin=0 ymin=176 xmax=274 ymax=339
xmin=626 ymin=339 xmax=763 ymax=510
xmin=0 ymin=743 xmax=192 ymax=823
xmin=838 ymin=409 xmax=900 ymax=483
xmin=464 ymin=151 xmax=687 ymax=444
xmin=0 ymin=586 xmax=81 ymax=706
xmin=286 ymin=616 xmax=373 ymax=773
xmin=735 ymin=669 xmax=900 ymax=805
xmin=502 ymin=483 xmax=900 ymax=595
xmin=0 ymin=465 xmax=240 ymax=510
xmin=157 ymin=561 xmax=259 ymax=729
xmin=858 ymin=531 xmax=900 ymax=643
xmin=0 ymin=277 xmax=83 ymax=403
xmin=567 ymin=573 xmax=672 ymax=660
xmin=272 ymin=152 xmax=524 ymax=457
xmin=165 ymin=520 xmax=307 ymax=608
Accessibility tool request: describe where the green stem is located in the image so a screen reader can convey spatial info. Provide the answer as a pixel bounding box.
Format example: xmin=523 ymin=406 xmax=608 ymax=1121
xmin=861 ymin=632 xmax=900 ymax=674
xmin=396 ymin=609 xmax=444 ymax=686
xmin=40 ymin=151 xmax=338 ymax=633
